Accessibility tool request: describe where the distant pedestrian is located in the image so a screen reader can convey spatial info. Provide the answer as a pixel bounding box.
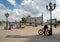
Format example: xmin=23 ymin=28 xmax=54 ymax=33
xmin=43 ymin=24 xmax=48 ymax=35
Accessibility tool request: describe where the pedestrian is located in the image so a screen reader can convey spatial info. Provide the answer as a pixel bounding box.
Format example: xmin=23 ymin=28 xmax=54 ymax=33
xmin=43 ymin=24 xmax=48 ymax=35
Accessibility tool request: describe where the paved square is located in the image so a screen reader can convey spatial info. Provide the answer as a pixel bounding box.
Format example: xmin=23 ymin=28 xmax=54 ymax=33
xmin=0 ymin=25 xmax=60 ymax=42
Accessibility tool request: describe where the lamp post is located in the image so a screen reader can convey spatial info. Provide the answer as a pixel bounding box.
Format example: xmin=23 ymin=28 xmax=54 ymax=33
xmin=42 ymin=13 xmax=43 ymax=26
xmin=5 ymin=13 xmax=9 ymax=30
xmin=46 ymin=2 xmax=56 ymax=35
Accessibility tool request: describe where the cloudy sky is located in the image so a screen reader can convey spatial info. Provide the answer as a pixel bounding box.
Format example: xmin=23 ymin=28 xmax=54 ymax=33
xmin=0 ymin=0 xmax=60 ymax=22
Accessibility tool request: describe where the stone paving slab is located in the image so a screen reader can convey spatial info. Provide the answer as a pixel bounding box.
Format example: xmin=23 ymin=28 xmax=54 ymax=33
xmin=0 ymin=25 xmax=60 ymax=42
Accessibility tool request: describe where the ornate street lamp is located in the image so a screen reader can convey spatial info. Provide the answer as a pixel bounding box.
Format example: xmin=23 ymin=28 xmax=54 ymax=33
xmin=42 ymin=13 xmax=43 ymax=26
xmin=5 ymin=13 xmax=9 ymax=30
xmin=46 ymin=2 xmax=56 ymax=35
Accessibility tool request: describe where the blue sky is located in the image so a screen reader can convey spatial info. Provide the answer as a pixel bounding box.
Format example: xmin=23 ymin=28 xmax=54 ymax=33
xmin=0 ymin=0 xmax=60 ymax=22
xmin=0 ymin=0 xmax=14 ymax=9
xmin=0 ymin=0 xmax=23 ymax=9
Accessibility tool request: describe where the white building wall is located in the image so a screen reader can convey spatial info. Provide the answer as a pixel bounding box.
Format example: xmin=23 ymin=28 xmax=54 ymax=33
xmin=47 ymin=19 xmax=57 ymax=24
xmin=27 ymin=16 xmax=42 ymax=24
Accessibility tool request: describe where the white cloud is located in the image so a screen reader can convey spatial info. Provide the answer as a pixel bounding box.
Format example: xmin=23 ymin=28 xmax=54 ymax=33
xmin=16 ymin=0 xmax=56 ymax=22
xmin=13 ymin=9 xmax=32 ymax=17
xmin=52 ymin=0 xmax=60 ymax=21
xmin=8 ymin=0 xmax=56 ymax=22
xmin=0 ymin=4 xmax=7 ymax=10
xmin=7 ymin=0 xmax=16 ymax=6
xmin=0 ymin=0 xmax=58 ymax=22
xmin=0 ymin=3 xmax=11 ymax=21
xmin=21 ymin=0 xmax=32 ymax=5
xmin=20 ymin=0 xmax=41 ymax=15
xmin=5 ymin=8 xmax=31 ymax=22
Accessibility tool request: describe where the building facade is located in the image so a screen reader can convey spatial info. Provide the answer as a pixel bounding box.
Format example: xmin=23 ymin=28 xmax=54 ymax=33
xmin=47 ymin=19 xmax=57 ymax=25
xmin=27 ymin=15 xmax=43 ymax=25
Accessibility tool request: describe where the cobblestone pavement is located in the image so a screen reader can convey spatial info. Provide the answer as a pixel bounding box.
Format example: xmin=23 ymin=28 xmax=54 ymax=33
xmin=0 ymin=25 xmax=60 ymax=42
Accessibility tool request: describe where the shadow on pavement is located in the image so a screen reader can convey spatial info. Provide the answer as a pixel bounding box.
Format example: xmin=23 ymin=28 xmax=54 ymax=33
xmin=5 ymin=34 xmax=60 ymax=42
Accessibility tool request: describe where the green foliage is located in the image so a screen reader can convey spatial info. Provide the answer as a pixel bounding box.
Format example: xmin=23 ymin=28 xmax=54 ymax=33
xmin=0 ymin=21 xmax=2 ymax=24
xmin=0 ymin=21 xmax=5 ymax=25
xmin=21 ymin=17 xmax=27 ymax=23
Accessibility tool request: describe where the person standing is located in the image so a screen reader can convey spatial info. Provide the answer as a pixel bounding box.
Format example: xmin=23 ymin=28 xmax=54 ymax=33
xmin=43 ymin=24 xmax=48 ymax=35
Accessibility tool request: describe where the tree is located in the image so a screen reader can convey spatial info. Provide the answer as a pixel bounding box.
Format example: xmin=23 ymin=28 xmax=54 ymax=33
xmin=0 ymin=21 xmax=2 ymax=25
xmin=21 ymin=17 xmax=27 ymax=23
